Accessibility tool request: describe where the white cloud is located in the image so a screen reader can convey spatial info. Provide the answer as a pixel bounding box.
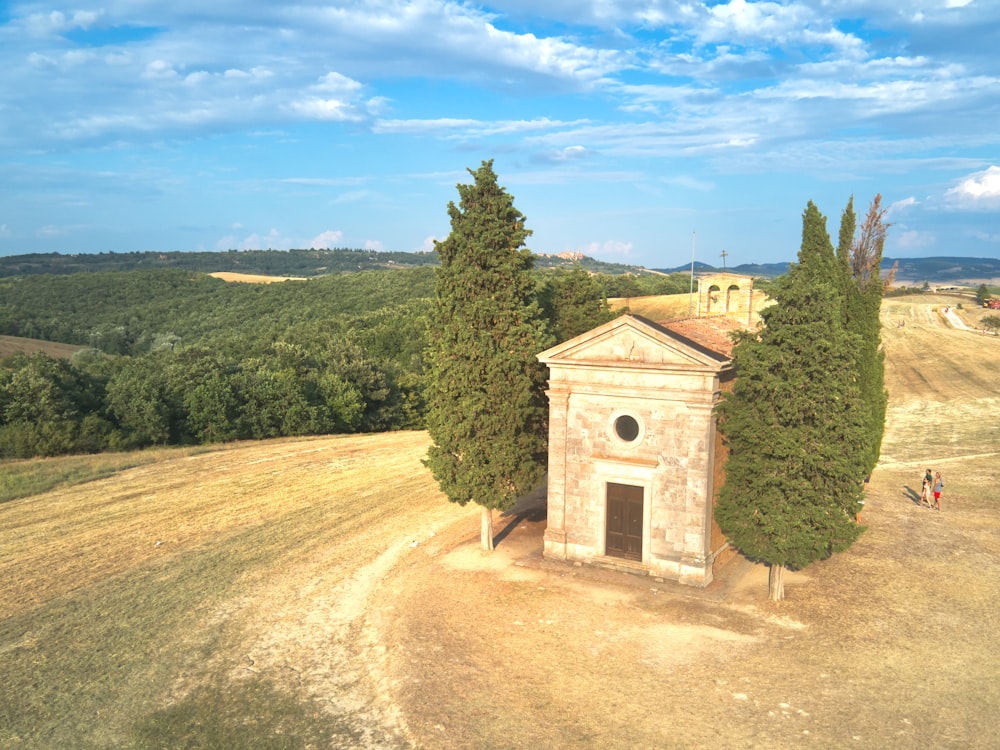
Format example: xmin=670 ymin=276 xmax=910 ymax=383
xmin=288 ymin=98 xmax=362 ymax=121
xmin=143 ymin=60 xmax=178 ymax=80
xmin=420 ymin=235 xmax=440 ymax=252
xmin=364 ymin=239 xmax=384 ymax=251
xmin=970 ymin=229 xmax=1000 ymax=242
xmin=582 ymin=240 xmax=633 ymax=257
xmin=22 ymin=9 xmax=102 ymax=37
xmin=887 ymin=196 xmax=918 ymax=215
xmin=373 ymin=116 xmax=581 ymax=137
xmin=894 ymin=228 xmax=935 ymax=251
xmin=314 ymin=72 xmax=363 ymax=93
xmin=947 ymin=165 xmax=1000 ymax=201
xmin=310 ymin=230 xmax=344 ymax=248
xmin=942 ymin=166 xmax=1000 ymax=212
xmin=231 ymin=228 xmax=293 ymax=251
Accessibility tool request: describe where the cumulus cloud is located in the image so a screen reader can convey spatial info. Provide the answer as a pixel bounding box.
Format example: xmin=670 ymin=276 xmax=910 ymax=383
xmin=310 ymin=230 xmax=344 ymax=248
xmin=21 ymin=9 xmax=103 ymax=37
xmin=945 ymin=166 xmax=1000 ymax=208
xmin=364 ymin=239 xmax=384 ymax=251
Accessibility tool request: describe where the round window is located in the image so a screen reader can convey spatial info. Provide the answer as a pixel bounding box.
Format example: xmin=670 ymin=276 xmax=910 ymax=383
xmin=614 ymin=414 xmax=640 ymax=442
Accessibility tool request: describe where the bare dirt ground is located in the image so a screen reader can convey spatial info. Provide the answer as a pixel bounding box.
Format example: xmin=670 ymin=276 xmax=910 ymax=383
xmin=2 ymin=294 xmax=998 ymax=748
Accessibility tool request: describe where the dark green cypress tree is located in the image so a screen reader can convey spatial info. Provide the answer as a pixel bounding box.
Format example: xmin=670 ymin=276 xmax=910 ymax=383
xmin=837 ymin=195 xmax=890 ymax=476
xmin=538 ymin=265 xmax=617 ymax=344
xmin=715 ymin=202 xmax=865 ymax=600
xmin=424 ymin=160 xmax=553 ymax=551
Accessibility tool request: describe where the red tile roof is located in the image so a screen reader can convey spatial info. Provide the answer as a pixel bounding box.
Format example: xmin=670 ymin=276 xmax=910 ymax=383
xmin=657 ymin=315 xmax=754 ymax=358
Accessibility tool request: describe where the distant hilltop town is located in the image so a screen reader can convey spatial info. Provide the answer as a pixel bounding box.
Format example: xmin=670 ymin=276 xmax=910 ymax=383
xmin=537 ymin=251 xmax=585 ymax=261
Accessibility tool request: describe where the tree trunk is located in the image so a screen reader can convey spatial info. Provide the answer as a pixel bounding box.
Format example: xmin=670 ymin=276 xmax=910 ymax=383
xmin=768 ymin=563 xmax=785 ymax=601
xmin=481 ymin=506 xmax=495 ymax=552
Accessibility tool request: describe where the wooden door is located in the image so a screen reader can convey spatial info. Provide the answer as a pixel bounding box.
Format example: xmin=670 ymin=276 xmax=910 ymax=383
xmin=606 ymin=482 xmax=643 ymax=561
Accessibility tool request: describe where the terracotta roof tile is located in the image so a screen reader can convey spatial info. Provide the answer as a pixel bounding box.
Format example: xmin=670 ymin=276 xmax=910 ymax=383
xmin=657 ymin=316 xmax=754 ymax=358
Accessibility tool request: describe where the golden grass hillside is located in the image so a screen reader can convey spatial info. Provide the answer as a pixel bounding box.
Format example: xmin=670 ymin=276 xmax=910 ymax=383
xmin=209 ymin=271 xmax=308 ymax=283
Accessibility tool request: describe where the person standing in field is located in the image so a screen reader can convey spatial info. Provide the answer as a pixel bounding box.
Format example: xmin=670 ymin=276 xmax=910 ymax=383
xmin=932 ymin=472 xmax=944 ymax=511
xmin=920 ymin=469 xmax=933 ymax=508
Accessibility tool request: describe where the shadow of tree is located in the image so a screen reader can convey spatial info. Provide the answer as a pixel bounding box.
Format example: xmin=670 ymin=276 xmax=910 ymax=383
xmin=494 ymin=484 xmax=547 ymax=547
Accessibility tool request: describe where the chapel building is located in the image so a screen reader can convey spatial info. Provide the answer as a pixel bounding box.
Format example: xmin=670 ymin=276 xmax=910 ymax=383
xmin=536 ymin=273 xmax=761 ymax=586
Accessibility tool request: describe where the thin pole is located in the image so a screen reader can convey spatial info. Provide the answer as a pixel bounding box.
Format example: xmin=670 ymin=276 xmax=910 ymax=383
xmin=689 ymin=229 xmax=696 ymax=317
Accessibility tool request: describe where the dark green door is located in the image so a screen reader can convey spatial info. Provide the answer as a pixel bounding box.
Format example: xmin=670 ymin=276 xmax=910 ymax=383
xmin=606 ymin=482 xmax=643 ymax=561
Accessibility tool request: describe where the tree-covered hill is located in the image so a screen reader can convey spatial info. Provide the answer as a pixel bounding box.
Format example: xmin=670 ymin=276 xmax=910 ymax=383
xmin=0 ymin=262 xmax=691 ymax=459
xmin=0 ymin=247 xmax=646 ymax=279
xmin=0 ymin=248 xmax=439 ymax=278
xmin=0 ymin=267 xmax=438 ymax=353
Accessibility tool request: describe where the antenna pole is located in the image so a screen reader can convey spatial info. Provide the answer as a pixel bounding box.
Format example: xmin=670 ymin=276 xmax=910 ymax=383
xmin=689 ymin=229 xmax=696 ymax=317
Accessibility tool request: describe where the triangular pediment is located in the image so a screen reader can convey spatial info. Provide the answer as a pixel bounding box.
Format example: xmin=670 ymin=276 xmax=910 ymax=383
xmin=538 ymin=314 xmax=729 ymax=369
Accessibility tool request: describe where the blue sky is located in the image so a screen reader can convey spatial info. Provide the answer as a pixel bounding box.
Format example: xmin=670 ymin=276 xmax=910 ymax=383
xmin=1 ymin=1 xmax=998 ymax=268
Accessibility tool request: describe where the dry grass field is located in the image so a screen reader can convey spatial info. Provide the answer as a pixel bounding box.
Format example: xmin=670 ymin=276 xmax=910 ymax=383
xmin=608 ymin=288 xmax=773 ymax=322
xmin=1 ymin=293 xmax=998 ymax=748
xmin=209 ymin=272 xmax=308 ymax=283
xmin=0 ymin=335 xmax=88 ymax=360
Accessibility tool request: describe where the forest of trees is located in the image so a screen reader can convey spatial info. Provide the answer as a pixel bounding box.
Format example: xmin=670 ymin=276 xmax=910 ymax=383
xmin=0 ymin=258 xmax=689 ymax=459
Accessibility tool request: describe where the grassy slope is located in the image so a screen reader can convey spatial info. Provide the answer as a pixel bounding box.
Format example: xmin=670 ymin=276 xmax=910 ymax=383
xmin=0 ymin=335 xmax=88 ymax=359
xmin=0 ymin=432 xmax=475 ymax=748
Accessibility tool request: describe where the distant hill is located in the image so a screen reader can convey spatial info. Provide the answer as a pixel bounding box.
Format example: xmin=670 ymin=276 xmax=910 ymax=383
xmin=0 ymin=248 xmax=439 ymax=278
xmin=654 ymin=257 xmax=1000 ymax=284
xmin=880 ymin=257 xmax=1000 ymax=285
xmin=0 ymin=249 xmax=996 ymax=284
xmin=652 ymin=260 xmax=792 ymax=278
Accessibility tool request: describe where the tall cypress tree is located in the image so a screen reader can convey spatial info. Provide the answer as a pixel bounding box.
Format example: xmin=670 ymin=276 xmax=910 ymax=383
xmin=424 ymin=160 xmax=552 ymax=551
xmin=833 ymin=195 xmax=890 ymax=478
xmin=851 ymin=195 xmax=890 ymax=475
xmin=716 ymin=202 xmax=865 ymax=600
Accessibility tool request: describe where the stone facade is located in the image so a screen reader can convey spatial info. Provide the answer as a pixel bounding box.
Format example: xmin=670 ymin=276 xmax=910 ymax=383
xmin=537 ymin=314 xmax=736 ymax=586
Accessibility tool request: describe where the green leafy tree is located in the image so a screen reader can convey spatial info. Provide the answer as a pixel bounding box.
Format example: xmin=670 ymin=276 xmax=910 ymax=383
xmin=976 ymin=284 xmax=991 ymax=307
xmin=0 ymin=354 xmax=78 ymax=457
xmin=166 ymin=349 xmax=240 ymax=443
xmin=105 ymin=353 xmax=177 ymax=447
xmin=424 ymin=160 xmax=553 ymax=551
xmin=716 ymin=201 xmax=865 ymax=600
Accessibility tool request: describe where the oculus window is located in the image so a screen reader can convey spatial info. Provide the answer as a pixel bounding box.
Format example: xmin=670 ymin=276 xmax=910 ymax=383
xmin=614 ymin=414 xmax=641 ymax=442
